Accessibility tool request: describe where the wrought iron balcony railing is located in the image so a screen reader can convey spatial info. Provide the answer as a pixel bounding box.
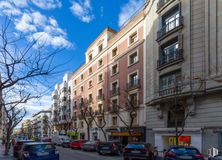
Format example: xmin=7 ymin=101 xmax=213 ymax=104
xmin=110 ymin=87 xmax=120 ymax=97
xmin=157 ymin=49 xmax=183 ymax=69
xmin=127 ymin=79 xmax=141 ymax=91
xmin=159 ymin=85 xmax=182 ymax=96
xmin=157 ymin=16 xmax=183 ymax=40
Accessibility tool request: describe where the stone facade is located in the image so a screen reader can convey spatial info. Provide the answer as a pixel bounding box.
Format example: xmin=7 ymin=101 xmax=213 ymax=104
xmin=144 ymin=0 xmax=222 ymax=154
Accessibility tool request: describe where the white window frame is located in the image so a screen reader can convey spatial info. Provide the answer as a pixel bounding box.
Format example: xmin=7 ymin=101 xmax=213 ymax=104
xmin=128 ymin=49 xmax=139 ymax=66
xmin=128 ymin=30 xmax=138 ymax=47
xmin=111 ymin=63 xmax=119 ymax=76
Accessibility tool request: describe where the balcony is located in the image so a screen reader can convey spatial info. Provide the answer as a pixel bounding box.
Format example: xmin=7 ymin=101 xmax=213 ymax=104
xmin=127 ymin=79 xmax=141 ymax=91
xmin=157 ymin=49 xmax=183 ymax=70
xmin=108 ymin=106 xmax=119 ymax=113
xmin=159 ymin=85 xmax=182 ymax=96
xmin=157 ymin=16 xmax=183 ymax=41
xmin=97 ymin=94 xmax=104 ymax=101
xmin=110 ymin=88 xmax=120 ymax=97
xmin=157 ymin=0 xmax=173 ymax=12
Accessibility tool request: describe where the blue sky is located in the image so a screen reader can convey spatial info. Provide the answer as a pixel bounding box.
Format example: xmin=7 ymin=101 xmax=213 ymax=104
xmin=0 ymin=0 xmax=144 ymax=118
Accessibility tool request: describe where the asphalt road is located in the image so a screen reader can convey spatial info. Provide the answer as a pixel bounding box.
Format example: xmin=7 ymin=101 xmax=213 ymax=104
xmin=56 ymin=146 xmax=123 ymax=160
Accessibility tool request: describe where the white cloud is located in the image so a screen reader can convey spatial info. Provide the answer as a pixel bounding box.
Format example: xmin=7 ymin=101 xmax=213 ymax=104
xmin=0 ymin=1 xmax=72 ymax=49
xmin=0 ymin=1 xmax=21 ymax=16
xmin=70 ymin=0 xmax=94 ymax=23
xmin=31 ymin=0 xmax=62 ymax=10
xmin=12 ymin=0 xmax=28 ymax=7
xmin=118 ymin=0 xmax=144 ymax=28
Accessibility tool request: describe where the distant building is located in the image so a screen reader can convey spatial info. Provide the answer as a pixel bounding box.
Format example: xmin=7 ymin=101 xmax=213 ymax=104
xmin=31 ymin=110 xmax=51 ymax=139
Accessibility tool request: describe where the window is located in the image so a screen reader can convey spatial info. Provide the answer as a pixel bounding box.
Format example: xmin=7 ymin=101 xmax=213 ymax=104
xmin=74 ymin=122 xmax=77 ymax=128
xmin=98 ymin=44 xmax=103 ymax=53
xmin=88 ymin=94 xmax=93 ymax=103
xmin=129 ymin=32 xmax=138 ymax=45
xmin=81 ymin=74 xmax=84 ymax=80
xmin=89 ymin=67 xmax=93 ymax=75
xmin=112 ymin=99 xmax=118 ymax=110
xmin=89 ymin=54 xmax=93 ymax=61
xmin=80 ymin=121 xmax=84 ymax=128
xmin=167 ymin=106 xmax=184 ymax=127
xmin=129 ymin=72 xmax=139 ymax=86
xmin=98 ymin=73 xmax=103 ymax=82
xmin=98 ymin=104 xmax=103 ymax=112
xmin=112 ymin=47 xmax=118 ymax=58
xmin=81 ymin=86 xmax=84 ymax=92
xmin=74 ymin=90 xmax=77 ymax=96
xmin=112 ymin=81 xmax=118 ymax=91
xmin=74 ymin=79 xmax=77 ymax=85
xmin=129 ymin=93 xmax=138 ymax=106
xmin=98 ymin=58 xmax=103 ymax=67
xmin=97 ymin=89 xmax=103 ymax=100
xmin=159 ymin=71 xmax=181 ymax=91
xmin=74 ymin=101 xmax=77 ymax=108
xmin=98 ymin=118 xmax=103 ymax=127
xmin=62 ymin=97 xmax=67 ymax=102
xmin=112 ymin=64 xmax=118 ymax=75
xmin=163 ymin=11 xmax=180 ymax=32
xmin=112 ymin=117 xmax=117 ymax=126
xmin=89 ymin=80 xmax=93 ymax=88
xmin=129 ymin=51 xmax=138 ymax=66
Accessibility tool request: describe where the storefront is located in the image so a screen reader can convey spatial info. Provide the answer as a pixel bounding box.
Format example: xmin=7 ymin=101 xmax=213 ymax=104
xmin=153 ymin=128 xmax=202 ymax=151
xmin=110 ymin=127 xmax=146 ymax=146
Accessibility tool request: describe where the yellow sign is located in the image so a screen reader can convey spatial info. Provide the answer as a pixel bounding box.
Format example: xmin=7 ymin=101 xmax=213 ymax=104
xmin=111 ymin=132 xmax=142 ymax=137
xmin=169 ymin=136 xmax=191 ymax=146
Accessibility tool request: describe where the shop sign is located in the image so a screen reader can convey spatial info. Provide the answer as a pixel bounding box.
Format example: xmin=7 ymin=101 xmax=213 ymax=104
xmin=111 ymin=132 xmax=142 ymax=136
xmin=169 ymin=136 xmax=191 ymax=146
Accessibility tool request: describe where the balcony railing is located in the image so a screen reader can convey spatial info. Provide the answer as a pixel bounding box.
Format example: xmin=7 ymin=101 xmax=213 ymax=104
xmin=159 ymin=85 xmax=182 ymax=96
xmin=110 ymin=87 xmax=120 ymax=97
xmin=97 ymin=94 xmax=104 ymax=100
xmin=108 ymin=106 xmax=119 ymax=113
xmin=157 ymin=16 xmax=183 ymax=40
xmin=157 ymin=0 xmax=171 ymax=12
xmin=127 ymin=79 xmax=141 ymax=91
xmin=157 ymin=49 xmax=183 ymax=69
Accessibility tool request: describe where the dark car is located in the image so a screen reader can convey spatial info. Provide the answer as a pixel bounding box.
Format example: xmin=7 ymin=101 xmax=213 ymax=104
xmin=97 ymin=141 xmax=122 ymax=155
xmin=61 ymin=139 xmax=71 ymax=148
xmin=13 ymin=140 xmax=34 ymax=158
xmin=164 ymin=146 xmax=204 ymax=160
xmin=82 ymin=141 xmax=97 ymax=151
xmin=19 ymin=142 xmax=59 ymax=160
xmin=123 ymin=142 xmax=154 ymax=160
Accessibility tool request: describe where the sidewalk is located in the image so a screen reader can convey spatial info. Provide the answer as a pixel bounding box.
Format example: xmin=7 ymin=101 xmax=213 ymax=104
xmin=0 ymin=144 xmax=13 ymax=160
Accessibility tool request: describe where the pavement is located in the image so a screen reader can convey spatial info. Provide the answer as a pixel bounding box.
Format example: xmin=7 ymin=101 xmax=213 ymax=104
xmin=0 ymin=144 xmax=14 ymax=160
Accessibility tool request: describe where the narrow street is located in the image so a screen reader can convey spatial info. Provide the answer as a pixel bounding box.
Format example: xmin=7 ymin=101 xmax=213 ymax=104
xmin=56 ymin=146 xmax=123 ymax=160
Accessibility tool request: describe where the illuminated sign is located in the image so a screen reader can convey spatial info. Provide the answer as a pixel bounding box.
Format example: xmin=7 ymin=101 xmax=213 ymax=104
xmin=169 ymin=136 xmax=191 ymax=146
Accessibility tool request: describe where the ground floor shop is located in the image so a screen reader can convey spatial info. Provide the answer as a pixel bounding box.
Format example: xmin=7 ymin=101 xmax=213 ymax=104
xmin=107 ymin=127 xmax=146 ymax=146
xmin=146 ymin=127 xmax=222 ymax=154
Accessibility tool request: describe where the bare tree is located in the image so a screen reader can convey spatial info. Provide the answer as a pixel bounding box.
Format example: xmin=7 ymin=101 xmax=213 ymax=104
xmin=89 ymin=107 xmax=107 ymax=142
xmin=109 ymin=91 xmax=139 ymax=142
xmin=0 ymin=18 xmax=65 ymax=155
xmin=4 ymin=104 xmax=26 ymax=155
xmin=79 ymin=99 xmax=93 ymax=141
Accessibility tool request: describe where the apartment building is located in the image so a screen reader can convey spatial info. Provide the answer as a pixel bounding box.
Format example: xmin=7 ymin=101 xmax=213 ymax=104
xmin=51 ymin=73 xmax=72 ymax=135
xmin=32 ymin=110 xmax=51 ymax=139
xmin=144 ymin=0 xmax=222 ymax=153
xmin=71 ymin=10 xmax=146 ymax=145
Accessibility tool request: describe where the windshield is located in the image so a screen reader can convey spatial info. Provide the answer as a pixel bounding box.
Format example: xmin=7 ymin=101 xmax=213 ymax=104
xmin=170 ymin=147 xmax=200 ymax=155
xmin=25 ymin=144 xmax=55 ymax=152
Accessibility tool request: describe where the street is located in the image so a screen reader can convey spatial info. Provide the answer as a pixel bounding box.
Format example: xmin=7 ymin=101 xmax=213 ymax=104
xmin=56 ymin=146 xmax=123 ymax=160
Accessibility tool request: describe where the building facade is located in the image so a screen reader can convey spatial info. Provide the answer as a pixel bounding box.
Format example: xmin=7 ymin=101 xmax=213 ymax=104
xmin=70 ymin=11 xmax=146 ymax=145
xmin=51 ymin=73 xmax=72 ymax=135
xmin=32 ymin=110 xmax=51 ymax=140
xmin=144 ymin=0 xmax=222 ymax=153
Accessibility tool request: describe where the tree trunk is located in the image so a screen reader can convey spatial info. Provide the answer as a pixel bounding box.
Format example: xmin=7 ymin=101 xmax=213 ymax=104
xmin=175 ymin=118 xmax=179 ymax=145
xmin=100 ymin=128 xmax=107 ymax=142
xmin=4 ymin=129 xmax=11 ymax=155
xmin=87 ymin=126 xmax=90 ymax=141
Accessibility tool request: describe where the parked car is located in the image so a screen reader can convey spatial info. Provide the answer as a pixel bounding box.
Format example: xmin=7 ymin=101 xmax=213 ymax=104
xmin=164 ymin=146 xmax=204 ymax=160
xmin=123 ymin=142 xmax=154 ymax=160
xmin=18 ymin=142 xmax=59 ymax=160
xmin=82 ymin=141 xmax=97 ymax=152
xmin=61 ymin=139 xmax=72 ymax=148
xmin=70 ymin=140 xmax=87 ymax=149
xmin=209 ymin=155 xmax=222 ymax=160
xmin=13 ymin=140 xmax=34 ymax=158
xmin=97 ymin=141 xmax=122 ymax=155
xmin=51 ymin=135 xmax=69 ymax=145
